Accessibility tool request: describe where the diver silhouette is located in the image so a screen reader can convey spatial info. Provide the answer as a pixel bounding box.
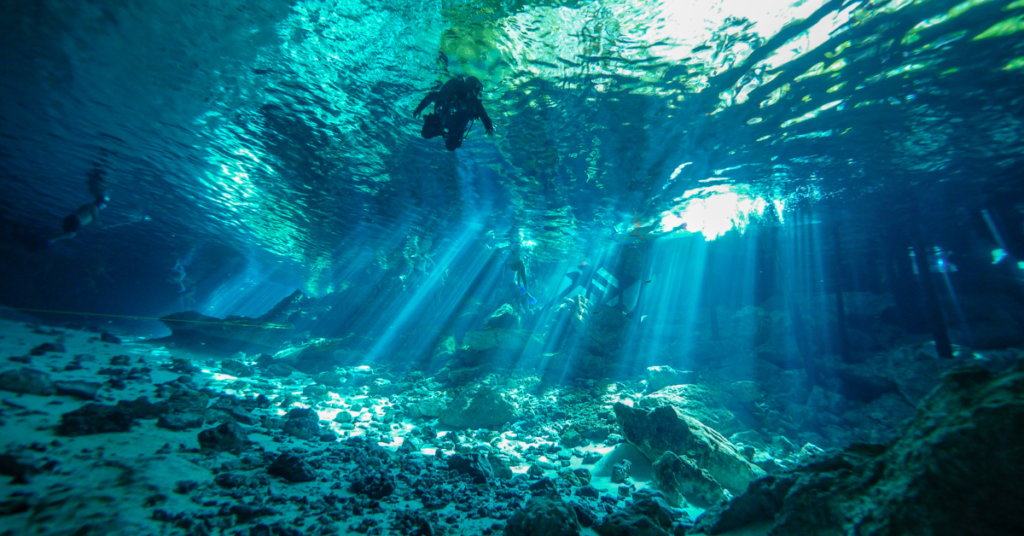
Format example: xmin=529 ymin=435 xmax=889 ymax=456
xmin=414 ymin=75 xmax=494 ymax=151
xmin=49 ymin=153 xmax=111 ymax=244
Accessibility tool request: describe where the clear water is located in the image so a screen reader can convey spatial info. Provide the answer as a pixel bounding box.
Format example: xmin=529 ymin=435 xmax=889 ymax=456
xmin=3 ymin=1 xmax=1024 ymax=534
xmin=2 ymin=0 xmax=1023 ymax=401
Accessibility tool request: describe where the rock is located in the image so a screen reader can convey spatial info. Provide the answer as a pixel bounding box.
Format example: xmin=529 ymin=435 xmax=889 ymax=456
xmin=446 ymin=453 xmax=494 ymax=484
xmin=57 ymin=403 xmax=137 ymax=436
xmin=632 ymin=490 xmax=689 ymax=525
xmin=597 ymin=489 xmax=687 ymax=536
xmin=611 ymin=460 xmax=631 ymax=483
xmin=351 ymin=471 xmax=396 ymax=499
xmin=0 ymin=453 xmax=38 ymax=484
xmin=690 ymin=475 xmax=793 ymax=534
xmin=576 ymin=485 xmax=600 ymax=499
xmin=100 ymin=332 xmax=121 ymax=344
xmin=407 ymin=396 xmax=447 ymax=419
xmin=214 ymin=472 xmax=249 ymax=489
xmin=283 ymin=416 xmax=321 ymax=440
xmin=334 ymin=411 xmax=353 ymax=423
xmin=560 ymin=429 xmax=584 ymax=448
xmin=198 ymin=422 xmax=249 ymax=453
xmin=638 ymin=384 xmax=741 ymax=435
xmin=614 ymin=403 xmax=765 ymax=493
xmin=593 ymin=511 xmax=670 ymax=536
xmin=652 ymin=451 xmax=727 ymax=507
xmin=393 ymin=510 xmax=435 ymax=536
xmin=504 ymin=495 xmax=582 ymax=536
xmin=486 ymin=304 xmax=520 ymax=329
xmin=29 ymin=342 xmax=64 ymax=356
xmin=529 ymin=477 xmax=557 ymax=494
xmin=230 ymin=505 xmax=277 ymax=524
xmin=488 ymin=455 xmax=515 ymax=480
xmin=0 ymin=368 xmax=55 ymax=395
xmin=288 ymin=338 xmax=348 ymax=373
xmin=316 ymin=371 xmax=343 ymax=387
xmin=268 ymin=452 xmax=316 ymax=483
xmin=693 ymin=363 xmax=1024 ymax=535
xmin=368 ymin=378 xmax=396 ymax=396
xmin=397 ymin=437 xmax=420 ymax=457
xmin=53 ymin=380 xmax=101 ymax=400
xmin=157 ymin=411 xmax=206 ymax=431
xmin=440 ymin=385 xmax=516 ymax=429
xmin=117 ymin=396 xmax=169 ymax=420
xmin=264 ymin=363 xmax=295 ymax=378
xmin=154 ymin=290 xmax=310 ymax=351
xmin=221 ymin=359 xmax=253 ymax=377
xmin=572 ymin=467 xmax=592 ymax=486
xmin=582 ymin=451 xmax=603 ymax=465
xmin=645 ymin=366 xmax=698 ymax=393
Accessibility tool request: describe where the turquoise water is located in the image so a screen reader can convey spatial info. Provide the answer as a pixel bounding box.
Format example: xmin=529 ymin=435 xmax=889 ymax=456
xmin=2 ymin=2 xmax=1024 ymax=535
xmin=1 ymin=0 xmax=1023 ymax=394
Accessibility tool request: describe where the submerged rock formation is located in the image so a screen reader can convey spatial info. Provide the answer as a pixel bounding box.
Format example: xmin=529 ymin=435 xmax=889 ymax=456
xmin=614 ymin=402 xmax=766 ymax=493
xmin=639 ymin=384 xmax=742 ymax=435
xmin=440 ymin=384 xmax=518 ymax=429
xmin=154 ymin=289 xmax=314 ymax=351
xmin=692 ymin=361 xmax=1024 ymax=535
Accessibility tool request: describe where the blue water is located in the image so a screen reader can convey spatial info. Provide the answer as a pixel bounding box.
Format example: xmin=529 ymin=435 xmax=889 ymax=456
xmin=1 ymin=0 xmax=1023 ymax=364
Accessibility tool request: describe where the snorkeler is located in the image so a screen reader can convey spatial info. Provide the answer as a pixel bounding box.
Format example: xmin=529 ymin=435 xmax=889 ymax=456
xmin=414 ymin=75 xmax=494 ymax=151
xmin=49 ymin=156 xmax=110 ymax=244
xmin=173 ymin=261 xmax=189 ymax=293
xmin=506 ymin=243 xmax=537 ymax=310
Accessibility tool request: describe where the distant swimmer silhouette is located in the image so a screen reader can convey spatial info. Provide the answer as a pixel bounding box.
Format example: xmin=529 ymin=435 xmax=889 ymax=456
xmin=49 ymin=153 xmax=111 ymax=244
xmin=502 ymin=241 xmax=537 ymax=312
xmin=414 ymin=75 xmax=494 ymax=151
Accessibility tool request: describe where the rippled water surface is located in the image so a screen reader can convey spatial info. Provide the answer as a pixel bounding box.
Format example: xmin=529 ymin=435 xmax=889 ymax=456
xmin=2 ymin=0 xmax=1023 ymax=306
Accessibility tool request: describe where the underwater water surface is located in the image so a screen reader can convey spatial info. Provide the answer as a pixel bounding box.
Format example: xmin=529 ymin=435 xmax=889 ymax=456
xmin=1 ymin=0 xmax=1024 ymax=535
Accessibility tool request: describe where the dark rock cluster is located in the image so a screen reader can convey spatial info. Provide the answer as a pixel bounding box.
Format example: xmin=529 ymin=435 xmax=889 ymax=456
xmin=691 ymin=361 xmax=1024 ymax=535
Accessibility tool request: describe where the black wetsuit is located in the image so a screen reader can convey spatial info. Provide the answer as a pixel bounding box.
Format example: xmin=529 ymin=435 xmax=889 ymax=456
xmin=415 ymin=76 xmax=494 ymax=151
xmin=63 ymin=201 xmax=102 ymax=233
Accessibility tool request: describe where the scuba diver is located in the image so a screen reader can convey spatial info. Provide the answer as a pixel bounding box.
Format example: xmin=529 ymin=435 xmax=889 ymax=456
xmin=49 ymin=154 xmax=110 ymax=244
xmin=413 ymin=75 xmax=494 ymax=151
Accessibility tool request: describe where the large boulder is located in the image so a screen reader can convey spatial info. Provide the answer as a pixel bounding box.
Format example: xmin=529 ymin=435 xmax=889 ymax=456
xmin=652 ymin=451 xmax=727 ymax=508
xmin=638 ymin=384 xmax=742 ymax=436
xmin=504 ymin=496 xmax=581 ymax=536
xmin=614 ymin=402 xmax=765 ymax=493
xmin=440 ymin=385 xmax=517 ymax=429
xmin=692 ymin=361 xmax=1024 ymax=535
